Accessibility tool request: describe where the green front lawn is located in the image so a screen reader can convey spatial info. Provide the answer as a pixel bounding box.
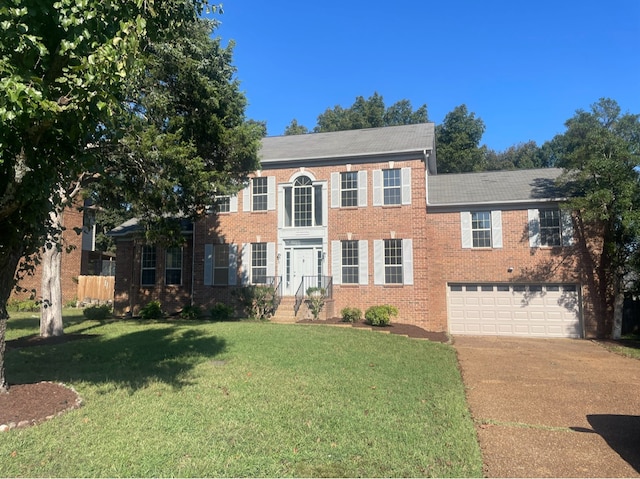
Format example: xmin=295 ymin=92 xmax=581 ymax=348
xmin=1 ymin=312 xmax=482 ymax=477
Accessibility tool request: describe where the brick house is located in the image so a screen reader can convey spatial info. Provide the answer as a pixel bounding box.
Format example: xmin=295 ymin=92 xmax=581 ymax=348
xmin=110 ymin=123 xmax=598 ymax=338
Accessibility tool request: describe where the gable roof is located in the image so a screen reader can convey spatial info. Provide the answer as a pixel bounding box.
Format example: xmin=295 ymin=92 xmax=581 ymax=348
xmin=260 ymin=123 xmax=435 ymax=165
xmin=427 ymin=168 xmax=566 ymax=208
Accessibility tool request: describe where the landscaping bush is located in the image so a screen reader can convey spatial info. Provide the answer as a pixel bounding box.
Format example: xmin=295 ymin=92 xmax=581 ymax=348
xmin=140 ymin=300 xmax=163 ymax=319
xmin=306 ymin=287 xmax=326 ymax=321
xmin=232 ymin=285 xmax=277 ymax=320
xmin=7 ymin=299 xmax=39 ymax=312
xmin=341 ymin=307 xmax=362 ymax=323
xmin=209 ymin=302 xmax=235 ymax=321
xmin=365 ymin=304 xmax=398 ymax=326
xmin=180 ymin=305 xmax=202 ymax=320
xmin=83 ymin=304 xmax=112 ymax=321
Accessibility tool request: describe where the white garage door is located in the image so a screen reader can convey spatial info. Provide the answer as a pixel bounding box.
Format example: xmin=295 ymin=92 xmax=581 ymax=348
xmin=448 ymin=284 xmax=582 ymax=338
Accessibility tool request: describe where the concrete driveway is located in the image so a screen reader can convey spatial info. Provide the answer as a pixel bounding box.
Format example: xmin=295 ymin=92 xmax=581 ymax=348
xmin=454 ymin=336 xmax=640 ymax=478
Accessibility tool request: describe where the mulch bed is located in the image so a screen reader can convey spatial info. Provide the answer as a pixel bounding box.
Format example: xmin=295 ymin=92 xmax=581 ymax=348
xmin=296 ymin=317 xmax=450 ymax=343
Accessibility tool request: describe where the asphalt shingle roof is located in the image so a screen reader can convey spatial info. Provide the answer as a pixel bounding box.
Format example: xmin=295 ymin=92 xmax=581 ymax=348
xmin=259 ymin=123 xmax=435 ymax=163
xmin=428 ymin=168 xmax=566 ymax=206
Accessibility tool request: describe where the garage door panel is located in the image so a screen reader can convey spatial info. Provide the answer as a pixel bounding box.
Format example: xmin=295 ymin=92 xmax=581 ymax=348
xmin=449 ymin=284 xmax=582 ymax=338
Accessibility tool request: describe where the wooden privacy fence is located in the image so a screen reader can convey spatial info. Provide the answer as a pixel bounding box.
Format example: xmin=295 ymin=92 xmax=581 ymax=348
xmin=77 ymin=275 xmax=115 ymax=304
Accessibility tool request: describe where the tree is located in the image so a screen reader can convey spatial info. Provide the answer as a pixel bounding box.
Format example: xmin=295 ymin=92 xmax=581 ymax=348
xmin=486 ymin=141 xmax=549 ymax=171
xmin=435 ymin=105 xmax=487 ymax=173
xmin=308 ymin=92 xmax=428 ymax=133
xmin=553 ymin=98 xmax=640 ymax=338
xmin=0 ymin=0 xmax=256 ymax=391
xmin=37 ymin=16 xmax=262 ymax=339
xmin=284 ymin=119 xmax=309 ymax=135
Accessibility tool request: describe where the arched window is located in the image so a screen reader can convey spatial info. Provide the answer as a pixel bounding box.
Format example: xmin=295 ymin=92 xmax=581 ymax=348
xmin=284 ymin=175 xmax=323 ymax=227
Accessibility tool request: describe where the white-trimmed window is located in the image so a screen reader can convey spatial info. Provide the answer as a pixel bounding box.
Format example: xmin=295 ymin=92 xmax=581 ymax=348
xmin=331 ymin=240 xmax=368 ymax=285
xmin=528 ymin=208 xmax=573 ymax=247
xmin=243 ymin=176 xmax=276 ymax=212
xmin=141 ymin=245 xmax=156 ymax=286
xmin=284 ymin=175 xmax=323 ymax=227
xmin=373 ymin=167 xmax=411 ymax=206
xmin=461 ymin=211 xmax=503 ymax=249
xmin=330 ymin=170 xmax=367 ymax=208
xmin=165 ymin=247 xmax=182 ymax=285
xmin=373 ymin=239 xmax=413 ymax=285
xmin=204 ymin=244 xmax=238 ymax=286
xmin=251 ymin=242 xmax=267 ymax=284
xmin=213 ymin=195 xmax=237 ymax=213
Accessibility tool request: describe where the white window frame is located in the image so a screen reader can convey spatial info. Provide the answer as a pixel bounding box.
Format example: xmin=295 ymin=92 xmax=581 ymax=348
xmin=204 ymin=244 xmax=239 ymax=286
xmin=240 ymin=242 xmax=276 ymax=285
xmin=141 ymin=245 xmax=156 ymax=286
xmin=243 ymin=176 xmax=276 ymax=212
xmin=332 ymin=240 xmax=368 ymax=285
xmin=461 ymin=211 xmax=503 ymax=249
xmin=373 ymin=167 xmax=411 ymax=206
xmin=165 ymin=246 xmax=183 ymax=286
xmin=528 ymin=208 xmax=574 ymax=247
xmin=331 ymin=170 xmax=367 ymax=208
xmin=373 ymin=239 xmax=413 ymax=285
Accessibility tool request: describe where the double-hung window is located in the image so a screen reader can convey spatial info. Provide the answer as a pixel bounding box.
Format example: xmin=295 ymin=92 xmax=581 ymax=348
xmin=539 ymin=208 xmax=561 ymax=246
xmin=251 ymin=242 xmax=267 ymax=284
xmin=252 ymin=177 xmax=268 ymax=211
xmin=330 ymin=170 xmax=367 ymax=208
xmin=373 ymin=239 xmax=413 ymax=285
xmin=213 ymin=244 xmax=230 ymax=285
xmin=383 ymin=169 xmax=401 ymax=205
xmin=341 ymin=172 xmax=358 ymax=207
xmin=341 ymin=240 xmax=359 ymax=284
xmin=141 ymin=245 xmax=156 ymax=286
xmin=384 ymin=239 xmax=403 ymax=284
xmin=165 ymin=247 xmax=182 ymax=285
xmin=461 ymin=211 xmax=503 ymax=249
xmin=528 ymin=208 xmax=573 ymax=247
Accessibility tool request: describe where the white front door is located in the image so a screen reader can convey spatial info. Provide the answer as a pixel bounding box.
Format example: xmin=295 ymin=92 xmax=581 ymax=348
xmin=285 ymin=248 xmax=316 ymax=295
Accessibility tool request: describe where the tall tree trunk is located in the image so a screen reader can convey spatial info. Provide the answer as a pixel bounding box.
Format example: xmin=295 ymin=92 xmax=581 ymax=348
xmin=0 ymin=246 xmax=24 ymax=393
xmin=40 ymin=206 xmax=65 ymax=338
xmin=611 ymin=269 xmax=625 ymax=340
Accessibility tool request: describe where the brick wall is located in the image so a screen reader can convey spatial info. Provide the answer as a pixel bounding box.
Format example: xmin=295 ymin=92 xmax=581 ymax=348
xmin=11 ymin=203 xmax=85 ymax=305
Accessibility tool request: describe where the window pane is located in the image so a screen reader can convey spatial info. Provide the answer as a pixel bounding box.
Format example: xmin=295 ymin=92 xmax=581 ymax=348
xmin=384 ymin=239 xmax=403 ymax=283
xmin=252 ymin=177 xmax=268 ymax=211
xmin=471 ymin=211 xmax=491 ymax=247
xmin=383 ymin=169 xmax=401 ymax=205
xmin=294 ymin=176 xmax=312 ymax=227
xmin=215 ymin=196 xmax=230 ymax=213
xmin=314 ymin=184 xmax=323 ymax=226
xmin=141 ymin=269 xmax=156 ymax=286
xmin=165 ymin=247 xmax=182 ymax=285
xmin=252 ymin=243 xmax=267 ymax=284
xmin=213 ymin=244 xmax=229 ymax=286
xmin=341 ymin=172 xmax=358 ymax=207
xmin=342 ymin=240 xmax=359 ymax=284
xmin=141 ymin=246 xmax=156 ymax=286
xmin=539 ymin=208 xmax=561 ymax=246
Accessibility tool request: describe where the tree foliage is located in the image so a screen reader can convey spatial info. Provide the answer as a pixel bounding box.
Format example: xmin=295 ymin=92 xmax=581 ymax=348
xmin=435 ymin=104 xmax=487 ymax=173
xmin=554 ymin=98 xmax=640 ymax=337
xmin=284 ymin=92 xmax=428 ymax=135
xmin=486 ymin=141 xmax=550 ymax=171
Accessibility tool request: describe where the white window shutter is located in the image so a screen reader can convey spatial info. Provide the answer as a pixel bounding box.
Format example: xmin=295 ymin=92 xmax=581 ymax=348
xmin=373 ymin=239 xmax=384 ymax=284
xmin=373 ymin=170 xmax=383 ymax=206
xmin=331 ymin=172 xmax=340 ymax=208
xmin=267 ymin=242 xmax=276 ymax=277
xmin=460 ymin=212 xmax=472 ymax=248
xmin=228 ymin=244 xmax=238 ymax=286
xmin=277 ymin=186 xmax=284 ymax=228
xmin=561 ymin=210 xmax=574 ymax=246
xmin=528 ymin=209 xmax=541 ymax=247
xmin=401 ymin=167 xmax=412 ymax=205
xmin=229 ymin=195 xmax=238 ymax=213
xmin=358 ymin=240 xmax=368 ymax=285
xmin=331 ymin=240 xmax=341 ymax=284
xmin=491 ymin=210 xmax=503 ymax=248
xmin=358 ymin=170 xmax=368 ymax=207
xmin=403 ymin=239 xmax=414 ymax=285
xmin=204 ymin=244 xmax=213 ymax=286
xmin=267 ymin=176 xmax=276 ymax=211
xmin=242 ymin=186 xmax=250 ymax=212
xmin=241 ymin=243 xmax=250 ymax=284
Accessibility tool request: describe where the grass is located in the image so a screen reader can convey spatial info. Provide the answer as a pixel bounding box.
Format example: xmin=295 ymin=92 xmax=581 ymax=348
xmin=1 ymin=310 xmax=482 ymax=477
xmin=598 ymin=334 xmax=640 ymax=360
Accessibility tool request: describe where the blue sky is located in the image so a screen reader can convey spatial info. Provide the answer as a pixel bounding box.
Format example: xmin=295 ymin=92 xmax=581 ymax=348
xmin=212 ymin=0 xmax=639 ymax=151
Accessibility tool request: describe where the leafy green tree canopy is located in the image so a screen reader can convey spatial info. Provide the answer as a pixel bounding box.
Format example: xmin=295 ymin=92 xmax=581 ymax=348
xmin=435 ymin=104 xmax=487 ymax=173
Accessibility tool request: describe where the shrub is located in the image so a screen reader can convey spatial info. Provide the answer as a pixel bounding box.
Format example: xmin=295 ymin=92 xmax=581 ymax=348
xmin=364 ymin=304 xmax=398 ymax=326
xmin=140 ymin=300 xmax=163 ymax=319
xmin=306 ymin=287 xmax=326 ymax=321
xmin=83 ymin=304 xmax=112 ymax=321
xmin=64 ymin=297 xmax=78 ymax=308
xmin=210 ymin=302 xmax=235 ymax=321
xmin=7 ymin=299 xmax=39 ymax=312
xmin=232 ymin=285 xmax=278 ymax=320
xmin=180 ymin=305 xmax=202 ymax=320
xmin=341 ymin=307 xmax=362 ymax=323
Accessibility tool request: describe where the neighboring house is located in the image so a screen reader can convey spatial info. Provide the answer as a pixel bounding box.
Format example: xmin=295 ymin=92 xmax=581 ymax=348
xmin=12 ymin=198 xmax=114 ymax=305
xmin=110 ymin=123 xmax=599 ymax=338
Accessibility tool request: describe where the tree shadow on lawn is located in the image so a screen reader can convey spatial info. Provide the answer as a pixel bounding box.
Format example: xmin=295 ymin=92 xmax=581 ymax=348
xmin=6 ymin=323 xmax=227 ymax=392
